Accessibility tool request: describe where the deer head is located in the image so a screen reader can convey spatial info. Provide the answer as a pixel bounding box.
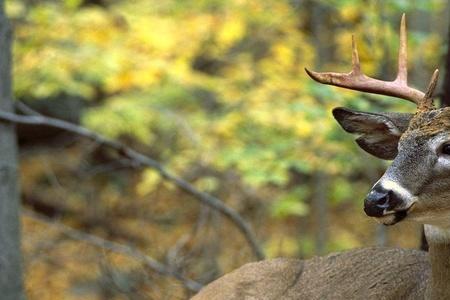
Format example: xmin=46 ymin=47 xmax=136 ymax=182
xmin=306 ymin=14 xmax=449 ymax=227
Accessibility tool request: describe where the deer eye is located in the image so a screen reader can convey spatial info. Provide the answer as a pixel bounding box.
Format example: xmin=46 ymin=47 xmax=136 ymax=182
xmin=442 ymin=144 xmax=450 ymax=155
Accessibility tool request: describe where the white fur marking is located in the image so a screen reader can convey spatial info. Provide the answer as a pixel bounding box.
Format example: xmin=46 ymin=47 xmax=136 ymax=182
xmin=379 ymin=179 xmax=413 ymax=201
xmin=386 ymin=123 xmax=401 ymax=136
xmin=424 ymin=225 xmax=450 ymax=242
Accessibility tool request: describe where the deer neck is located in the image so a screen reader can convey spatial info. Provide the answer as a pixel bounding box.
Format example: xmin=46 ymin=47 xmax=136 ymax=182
xmin=424 ymin=225 xmax=450 ymax=300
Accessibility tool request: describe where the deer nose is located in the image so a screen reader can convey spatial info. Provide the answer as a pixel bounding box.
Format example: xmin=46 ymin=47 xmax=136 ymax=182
xmin=364 ymin=186 xmax=392 ymax=217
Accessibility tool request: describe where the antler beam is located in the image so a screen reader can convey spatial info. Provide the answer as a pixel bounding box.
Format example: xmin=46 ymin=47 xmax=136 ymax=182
xmin=305 ymin=14 xmax=428 ymax=105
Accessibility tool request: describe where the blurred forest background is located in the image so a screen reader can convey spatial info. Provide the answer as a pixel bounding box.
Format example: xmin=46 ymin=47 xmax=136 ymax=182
xmin=5 ymin=0 xmax=450 ymax=299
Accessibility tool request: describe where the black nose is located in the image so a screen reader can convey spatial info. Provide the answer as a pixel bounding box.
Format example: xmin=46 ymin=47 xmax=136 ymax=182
xmin=364 ymin=186 xmax=392 ymax=217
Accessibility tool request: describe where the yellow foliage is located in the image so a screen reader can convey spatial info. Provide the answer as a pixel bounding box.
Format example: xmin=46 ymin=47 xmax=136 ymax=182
xmin=136 ymin=169 xmax=161 ymax=196
xmin=131 ymin=17 xmax=178 ymax=54
xmin=422 ymin=34 xmax=442 ymax=67
xmin=272 ymin=43 xmax=294 ymax=67
xmin=5 ymin=0 xmax=25 ymax=17
xmin=294 ymin=119 xmax=313 ymax=138
xmin=216 ymin=15 xmax=246 ymax=49
xmin=194 ymin=176 xmax=220 ymax=192
xmin=214 ymin=112 xmax=243 ymax=138
xmin=339 ymin=5 xmax=361 ymax=22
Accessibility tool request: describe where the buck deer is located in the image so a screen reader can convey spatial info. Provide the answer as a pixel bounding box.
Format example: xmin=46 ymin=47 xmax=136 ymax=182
xmin=192 ymin=15 xmax=449 ymax=300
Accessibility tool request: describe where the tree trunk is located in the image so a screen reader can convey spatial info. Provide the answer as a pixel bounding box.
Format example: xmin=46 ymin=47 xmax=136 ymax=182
xmin=0 ymin=2 xmax=25 ymax=299
xmin=442 ymin=23 xmax=450 ymax=107
xmin=313 ymin=171 xmax=328 ymax=255
xmin=309 ymin=1 xmax=330 ymax=256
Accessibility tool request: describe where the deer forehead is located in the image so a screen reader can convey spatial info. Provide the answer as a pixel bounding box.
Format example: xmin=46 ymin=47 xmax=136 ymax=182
xmin=392 ymin=109 xmax=450 ymax=156
xmin=405 ymin=108 xmax=450 ymax=137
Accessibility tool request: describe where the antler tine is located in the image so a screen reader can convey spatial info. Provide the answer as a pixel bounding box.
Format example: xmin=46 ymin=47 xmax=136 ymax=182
xmin=396 ymin=13 xmax=407 ymax=84
xmin=351 ymin=35 xmax=361 ymax=75
xmin=305 ymin=14 xmax=426 ymax=106
xmin=419 ymin=69 xmax=439 ymax=111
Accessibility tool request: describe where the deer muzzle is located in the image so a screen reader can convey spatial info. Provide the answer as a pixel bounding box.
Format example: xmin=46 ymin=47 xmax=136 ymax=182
xmin=364 ymin=183 xmax=410 ymax=224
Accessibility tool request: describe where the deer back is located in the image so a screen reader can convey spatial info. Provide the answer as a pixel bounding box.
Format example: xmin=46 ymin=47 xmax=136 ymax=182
xmin=192 ymin=248 xmax=429 ymax=300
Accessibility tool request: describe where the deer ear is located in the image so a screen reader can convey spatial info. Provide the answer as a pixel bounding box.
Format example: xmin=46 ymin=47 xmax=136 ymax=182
xmin=332 ymin=107 xmax=413 ymax=160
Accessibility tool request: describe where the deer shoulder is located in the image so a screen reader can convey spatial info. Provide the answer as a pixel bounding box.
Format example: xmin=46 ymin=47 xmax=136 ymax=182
xmin=192 ymin=248 xmax=429 ymax=300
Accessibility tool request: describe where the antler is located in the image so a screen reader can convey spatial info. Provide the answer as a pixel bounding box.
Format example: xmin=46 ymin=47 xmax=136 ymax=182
xmin=305 ymin=14 xmax=437 ymax=109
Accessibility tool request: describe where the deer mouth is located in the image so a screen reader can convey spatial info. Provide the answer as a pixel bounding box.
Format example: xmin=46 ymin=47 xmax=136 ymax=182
xmin=375 ymin=202 xmax=416 ymax=226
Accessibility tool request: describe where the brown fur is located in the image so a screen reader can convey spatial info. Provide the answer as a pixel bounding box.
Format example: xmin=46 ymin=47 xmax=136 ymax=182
xmin=192 ymin=248 xmax=429 ymax=300
xmin=406 ymin=108 xmax=450 ymax=137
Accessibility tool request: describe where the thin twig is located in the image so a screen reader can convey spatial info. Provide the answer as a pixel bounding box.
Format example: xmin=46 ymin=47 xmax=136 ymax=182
xmin=166 ymin=204 xmax=211 ymax=271
xmin=16 ymin=101 xmax=41 ymax=116
xmin=3 ymin=106 xmax=265 ymax=260
xmin=22 ymin=209 xmax=203 ymax=292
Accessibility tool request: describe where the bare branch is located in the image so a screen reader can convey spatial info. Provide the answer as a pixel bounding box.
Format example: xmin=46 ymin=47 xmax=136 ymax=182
xmin=16 ymin=100 xmax=41 ymax=116
xmin=2 ymin=106 xmax=265 ymax=260
xmin=22 ymin=209 xmax=203 ymax=292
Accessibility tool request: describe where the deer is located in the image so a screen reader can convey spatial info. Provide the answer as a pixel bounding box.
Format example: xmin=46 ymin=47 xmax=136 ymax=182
xmin=192 ymin=15 xmax=450 ymax=300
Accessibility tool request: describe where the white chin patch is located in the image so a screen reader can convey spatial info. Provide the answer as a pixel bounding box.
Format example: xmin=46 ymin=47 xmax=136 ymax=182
xmin=375 ymin=214 xmax=397 ymax=225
